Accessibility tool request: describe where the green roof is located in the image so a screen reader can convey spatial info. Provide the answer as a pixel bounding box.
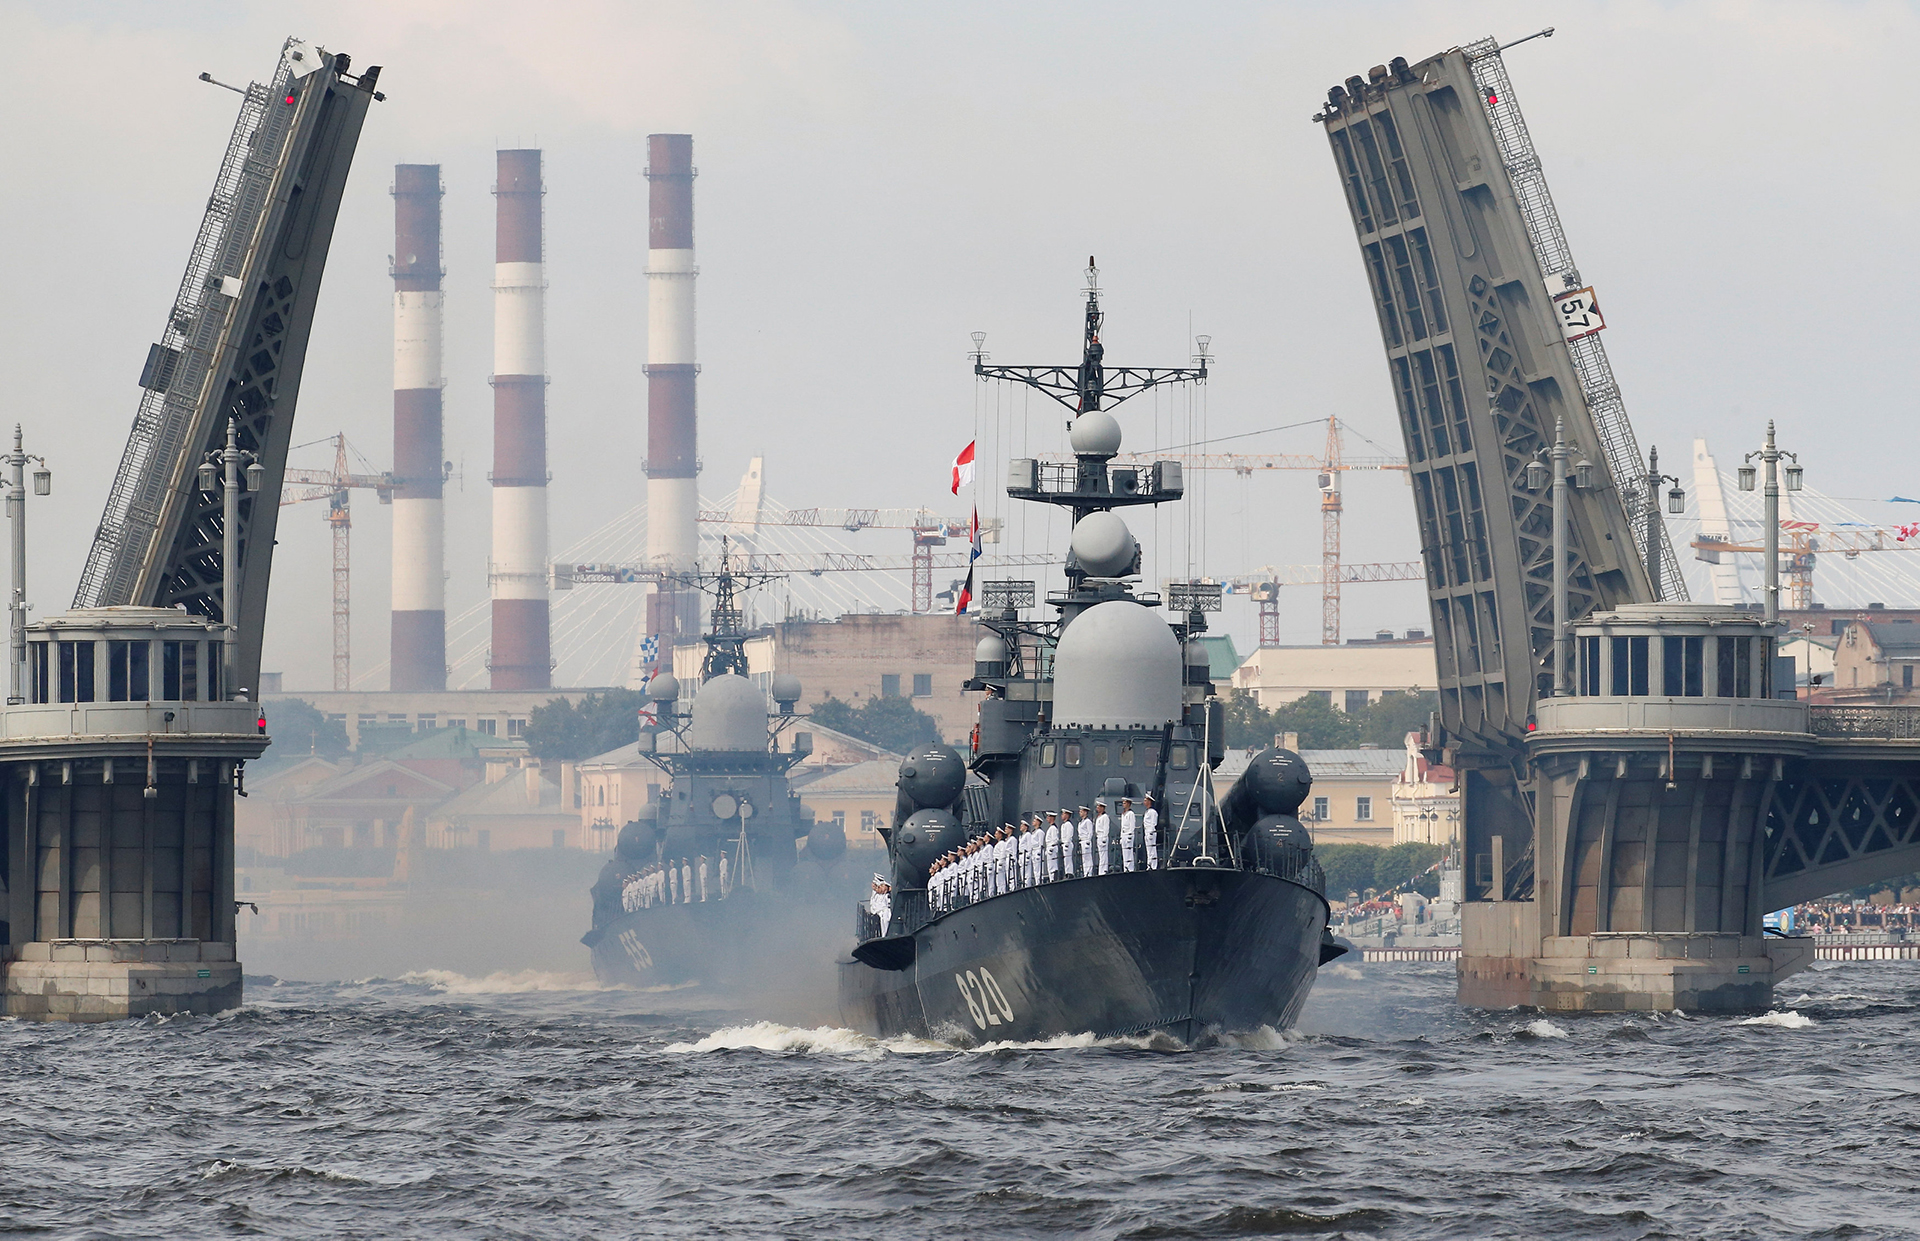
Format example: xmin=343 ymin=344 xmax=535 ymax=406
xmin=1198 ymin=634 xmax=1240 ymax=681
xmin=383 ymin=725 xmax=524 ymax=761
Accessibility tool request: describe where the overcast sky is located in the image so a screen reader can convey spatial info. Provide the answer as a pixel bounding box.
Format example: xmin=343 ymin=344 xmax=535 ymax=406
xmin=1 ymin=1 xmax=1914 ymax=690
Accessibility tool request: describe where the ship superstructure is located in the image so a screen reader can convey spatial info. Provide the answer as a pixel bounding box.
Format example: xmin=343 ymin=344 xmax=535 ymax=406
xmin=838 ymin=265 xmax=1344 ymax=1045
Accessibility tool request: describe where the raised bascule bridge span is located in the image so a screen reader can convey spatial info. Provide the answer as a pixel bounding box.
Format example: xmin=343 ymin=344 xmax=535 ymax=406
xmin=1315 ymin=34 xmax=1920 ymax=1012
xmin=1 ymin=39 xmax=378 ymax=1019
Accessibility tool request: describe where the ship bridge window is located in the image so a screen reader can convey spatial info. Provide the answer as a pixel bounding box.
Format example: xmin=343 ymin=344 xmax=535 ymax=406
xmin=1063 ymin=742 xmax=1083 ymax=768
xmin=1092 ymin=743 xmax=1109 ymax=765
xmin=1039 ymin=742 xmax=1056 ymax=768
xmin=1169 ymin=744 xmax=1191 ymax=770
xmin=1663 ymin=636 xmax=1705 ymax=697
xmin=1118 ymin=743 xmax=1135 ymax=766
xmin=1611 ymin=636 xmax=1650 ymax=696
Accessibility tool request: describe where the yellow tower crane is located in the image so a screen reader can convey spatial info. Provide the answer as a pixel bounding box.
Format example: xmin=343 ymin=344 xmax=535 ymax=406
xmin=280 ymin=434 xmax=393 ymax=690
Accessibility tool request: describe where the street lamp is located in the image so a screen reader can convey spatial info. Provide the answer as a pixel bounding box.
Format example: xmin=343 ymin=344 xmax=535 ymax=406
xmin=199 ymin=416 xmax=261 ymax=700
xmin=1645 ymin=445 xmax=1684 ymax=601
xmin=4 ymin=426 xmax=49 ymax=704
xmin=1525 ymin=417 xmax=1593 ymax=696
xmin=1740 ymin=421 xmax=1800 ymax=624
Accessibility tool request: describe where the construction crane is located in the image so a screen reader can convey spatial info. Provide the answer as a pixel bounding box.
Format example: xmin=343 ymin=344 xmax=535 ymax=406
xmin=279 ymin=434 xmax=394 ymax=690
xmin=1693 ymin=522 xmax=1920 ymax=611
xmin=1118 ymin=415 xmax=1411 ymax=644
xmin=1189 ymin=561 xmax=1426 ymax=648
xmin=555 ymin=549 xmax=1052 ymax=588
xmin=696 ymin=504 xmax=986 ymax=613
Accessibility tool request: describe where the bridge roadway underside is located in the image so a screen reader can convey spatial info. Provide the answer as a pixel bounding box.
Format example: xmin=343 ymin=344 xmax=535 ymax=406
xmin=1460 ymin=699 xmax=1920 ymax=1012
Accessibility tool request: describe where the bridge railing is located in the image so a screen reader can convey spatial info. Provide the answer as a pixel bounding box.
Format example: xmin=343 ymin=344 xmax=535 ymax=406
xmin=1809 ymin=706 xmax=1920 ymax=740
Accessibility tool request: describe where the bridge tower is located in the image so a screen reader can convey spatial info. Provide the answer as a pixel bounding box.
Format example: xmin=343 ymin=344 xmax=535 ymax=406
xmin=3 ymin=39 xmax=378 ymax=1019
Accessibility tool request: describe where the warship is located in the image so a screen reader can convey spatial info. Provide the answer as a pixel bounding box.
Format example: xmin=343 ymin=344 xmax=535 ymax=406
xmin=582 ymin=549 xmax=851 ymax=991
xmin=838 ymin=263 xmax=1345 ymax=1045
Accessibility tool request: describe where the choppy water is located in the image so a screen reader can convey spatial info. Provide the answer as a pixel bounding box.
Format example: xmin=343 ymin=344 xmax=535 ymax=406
xmin=5 ymin=960 xmax=1918 ymax=1239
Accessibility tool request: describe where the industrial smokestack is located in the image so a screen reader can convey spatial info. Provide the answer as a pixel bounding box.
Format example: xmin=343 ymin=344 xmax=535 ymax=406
xmin=391 ymin=164 xmax=446 ymax=691
xmin=490 ymin=149 xmax=550 ymax=690
xmin=646 ymin=134 xmax=699 ymax=647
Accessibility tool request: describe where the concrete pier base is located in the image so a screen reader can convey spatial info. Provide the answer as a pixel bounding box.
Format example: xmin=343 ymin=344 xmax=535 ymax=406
xmin=2 ymin=940 xmax=241 ymax=1021
xmin=1460 ymin=932 xmax=1816 ymax=1013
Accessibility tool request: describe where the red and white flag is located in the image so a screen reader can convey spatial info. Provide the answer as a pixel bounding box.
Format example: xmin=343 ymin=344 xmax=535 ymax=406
xmin=951 ymin=440 xmax=976 ymax=495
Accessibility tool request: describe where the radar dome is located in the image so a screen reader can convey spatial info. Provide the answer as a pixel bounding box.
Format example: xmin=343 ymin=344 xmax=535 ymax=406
xmin=646 ymin=673 xmax=680 ymax=703
xmin=1069 ymin=410 xmax=1123 ymax=457
xmin=1051 ymin=600 xmax=1182 ymax=728
xmin=771 ymin=673 xmax=803 ymax=704
xmin=1070 ymin=511 xmax=1136 ymax=579
xmin=975 ymin=633 xmax=1009 ymax=663
xmin=688 ymin=674 xmax=765 ymax=751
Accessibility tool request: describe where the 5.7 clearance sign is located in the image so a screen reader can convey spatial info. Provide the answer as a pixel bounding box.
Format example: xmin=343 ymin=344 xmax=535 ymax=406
xmin=1553 ymin=286 xmax=1606 ymax=342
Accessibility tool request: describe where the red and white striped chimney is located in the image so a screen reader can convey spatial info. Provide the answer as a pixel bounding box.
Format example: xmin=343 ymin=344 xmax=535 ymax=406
xmin=490 ymin=149 xmax=550 ymax=690
xmin=391 ymin=164 xmax=446 ymax=691
xmin=646 ymin=134 xmax=699 ymax=643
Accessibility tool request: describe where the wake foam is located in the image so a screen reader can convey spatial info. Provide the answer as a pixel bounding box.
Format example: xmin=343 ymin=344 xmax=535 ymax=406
xmin=1520 ymin=1019 xmax=1570 ymax=1039
xmin=663 ymin=1021 xmax=947 ymax=1059
xmin=1740 ymin=1010 xmax=1815 ymax=1029
xmin=393 ymin=969 xmax=614 ymax=995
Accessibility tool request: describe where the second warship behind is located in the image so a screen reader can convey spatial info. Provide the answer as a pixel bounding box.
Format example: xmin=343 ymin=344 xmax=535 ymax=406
xmin=583 ymin=550 xmax=852 ymax=992
xmin=838 ymin=262 xmax=1346 ymax=1046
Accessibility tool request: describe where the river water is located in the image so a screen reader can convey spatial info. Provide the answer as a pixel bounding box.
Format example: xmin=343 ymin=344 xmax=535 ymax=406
xmin=3 ymin=959 xmax=1915 ymax=1239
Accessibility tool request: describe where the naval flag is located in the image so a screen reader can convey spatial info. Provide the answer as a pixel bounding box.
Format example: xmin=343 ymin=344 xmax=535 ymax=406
xmin=955 ymin=506 xmax=981 ymax=614
xmin=951 ymin=440 xmax=976 ymax=495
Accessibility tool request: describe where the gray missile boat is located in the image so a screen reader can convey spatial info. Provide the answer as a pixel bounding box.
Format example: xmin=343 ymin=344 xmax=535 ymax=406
xmin=838 ymin=263 xmax=1345 ymax=1046
xmin=583 ymin=549 xmax=851 ymax=992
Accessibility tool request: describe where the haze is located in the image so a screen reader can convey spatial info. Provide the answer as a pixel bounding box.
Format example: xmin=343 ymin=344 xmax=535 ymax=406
xmin=0 ymin=0 xmax=1911 ymax=688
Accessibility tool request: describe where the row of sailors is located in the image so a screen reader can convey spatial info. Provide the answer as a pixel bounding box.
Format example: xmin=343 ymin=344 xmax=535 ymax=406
xmin=929 ymin=795 xmax=1161 ymax=914
xmin=619 ymin=854 xmax=734 ymax=912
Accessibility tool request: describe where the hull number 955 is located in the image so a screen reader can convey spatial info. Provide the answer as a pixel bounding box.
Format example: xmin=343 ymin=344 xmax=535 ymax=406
xmin=956 ymin=967 xmax=1015 ymax=1029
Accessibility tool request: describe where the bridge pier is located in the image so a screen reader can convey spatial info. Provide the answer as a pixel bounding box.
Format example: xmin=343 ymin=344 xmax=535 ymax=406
xmin=1460 ymin=605 xmax=1820 ymax=1012
xmin=0 ymin=609 xmax=267 ymax=1021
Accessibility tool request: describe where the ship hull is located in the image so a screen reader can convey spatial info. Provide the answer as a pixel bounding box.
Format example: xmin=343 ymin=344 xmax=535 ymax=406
xmin=584 ymin=882 xmax=856 ymax=994
xmin=837 ymin=867 xmax=1329 ymax=1047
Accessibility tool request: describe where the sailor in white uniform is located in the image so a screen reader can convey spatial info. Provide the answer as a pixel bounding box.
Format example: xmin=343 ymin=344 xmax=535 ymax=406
xmin=1058 ymin=808 xmax=1076 ymax=878
xmin=870 ymin=874 xmax=893 ymax=936
xmin=1119 ymin=798 xmax=1138 ymax=872
xmin=1044 ymin=813 xmax=1062 ymax=881
xmin=997 ymin=826 xmax=1015 ymax=895
xmin=1094 ymin=800 xmax=1112 ymax=876
xmin=719 ymin=852 xmax=731 ymax=897
xmin=1143 ymin=793 xmax=1161 ymax=869
xmin=697 ymin=856 xmax=710 ymax=902
xmin=1077 ymin=806 xmax=1095 ymax=876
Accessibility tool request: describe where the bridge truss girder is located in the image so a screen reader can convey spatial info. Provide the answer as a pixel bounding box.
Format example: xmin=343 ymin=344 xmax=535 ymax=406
xmin=74 ymin=41 xmax=379 ymax=697
xmin=1317 ymin=49 xmax=1659 ymax=759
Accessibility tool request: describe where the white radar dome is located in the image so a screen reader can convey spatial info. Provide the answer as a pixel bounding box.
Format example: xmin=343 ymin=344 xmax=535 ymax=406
xmin=689 ymin=674 xmax=766 ymax=751
xmin=770 ymin=673 xmax=803 ymax=704
xmin=1051 ymin=600 xmax=1183 ymax=729
xmin=1069 ymin=410 xmax=1123 ymax=457
xmin=646 ymin=673 xmax=680 ymax=703
xmin=975 ymin=633 xmax=1009 ymax=662
xmin=1070 ymin=510 xmax=1136 ymax=579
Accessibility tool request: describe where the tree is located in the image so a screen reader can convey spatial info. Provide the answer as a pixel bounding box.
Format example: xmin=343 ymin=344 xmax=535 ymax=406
xmin=1316 ymin=844 xmax=1379 ymax=903
xmin=263 ymin=698 xmax=349 ymax=760
xmin=523 ymin=689 xmax=652 ymax=762
xmin=1358 ymin=690 xmax=1437 ymax=751
xmin=1375 ymin=841 xmax=1444 ymax=894
xmin=1221 ymin=689 xmax=1277 ymax=749
xmin=1270 ymin=693 xmax=1362 ymax=749
xmin=809 ymin=694 xmax=939 ymax=754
